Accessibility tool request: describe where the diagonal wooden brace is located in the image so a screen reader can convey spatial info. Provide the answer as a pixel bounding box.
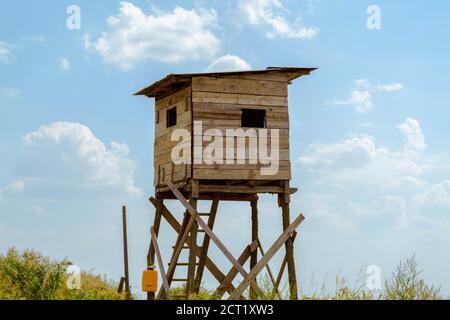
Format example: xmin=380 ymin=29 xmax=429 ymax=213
xmin=228 ymin=213 xmax=305 ymax=300
xmin=166 ymin=181 xmax=264 ymax=298
xmin=149 ymin=197 xmax=237 ymax=294
xmin=150 ymin=227 xmax=171 ymax=299
xmin=214 ymin=240 xmax=259 ymax=299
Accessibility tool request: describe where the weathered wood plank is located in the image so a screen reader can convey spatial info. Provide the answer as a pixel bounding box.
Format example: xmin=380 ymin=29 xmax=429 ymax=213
xmin=192 ymin=92 xmax=288 ymax=107
xmin=192 ymin=77 xmax=288 ymax=97
xmin=151 ymin=227 xmax=171 ymax=300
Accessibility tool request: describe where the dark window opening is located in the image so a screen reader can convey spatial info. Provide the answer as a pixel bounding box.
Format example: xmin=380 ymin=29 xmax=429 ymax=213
xmin=166 ymin=107 xmax=177 ymax=128
xmin=241 ymin=109 xmax=266 ymax=128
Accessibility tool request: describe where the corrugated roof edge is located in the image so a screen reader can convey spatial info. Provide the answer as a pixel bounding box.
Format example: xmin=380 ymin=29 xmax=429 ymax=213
xmin=133 ymin=67 xmax=318 ymax=97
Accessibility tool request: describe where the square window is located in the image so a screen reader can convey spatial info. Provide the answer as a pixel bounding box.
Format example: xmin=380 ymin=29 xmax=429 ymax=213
xmin=241 ymin=109 xmax=266 ymax=128
xmin=166 ymin=107 xmax=177 ymax=128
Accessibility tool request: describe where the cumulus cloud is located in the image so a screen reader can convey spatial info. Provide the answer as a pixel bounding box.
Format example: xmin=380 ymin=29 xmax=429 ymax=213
xmin=331 ymin=90 xmax=373 ymax=113
xmin=206 ymin=55 xmax=251 ymax=72
xmin=0 ymin=41 xmax=12 ymax=63
xmin=17 ymin=122 xmax=142 ymax=198
xmin=294 ymin=118 xmax=437 ymax=229
xmin=414 ymin=181 xmax=450 ymax=210
xmin=330 ymin=79 xmax=404 ymax=113
xmin=238 ymin=0 xmax=319 ymax=39
xmin=60 ymin=57 xmax=71 ymax=71
xmin=297 ymin=118 xmax=428 ymax=189
xmin=85 ymin=2 xmax=220 ymax=70
xmin=397 ymin=117 xmax=427 ymax=153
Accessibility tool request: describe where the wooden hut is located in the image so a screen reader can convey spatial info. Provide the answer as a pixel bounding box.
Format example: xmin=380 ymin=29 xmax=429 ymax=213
xmin=135 ymin=67 xmax=316 ymax=300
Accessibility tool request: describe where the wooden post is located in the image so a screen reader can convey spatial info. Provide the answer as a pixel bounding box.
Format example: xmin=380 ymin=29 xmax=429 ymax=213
xmin=186 ymin=198 xmax=198 ymax=296
xmin=250 ymin=198 xmax=259 ymax=300
xmin=147 ymin=196 xmax=163 ymax=300
xmin=279 ymin=193 xmax=298 ymax=300
xmin=228 ymin=214 xmax=305 ymax=300
xmin=151 ymin=227 xmax=171 ymax=300
xmin=122 ymin=206 xmax=131 ymax=300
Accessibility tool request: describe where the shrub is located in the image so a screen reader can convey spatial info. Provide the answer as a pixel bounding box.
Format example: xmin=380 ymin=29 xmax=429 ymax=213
xmin=0 ymin=248 xmax=125 ymax=300
xmin=384 ymin=255 xmax=441 ymax=300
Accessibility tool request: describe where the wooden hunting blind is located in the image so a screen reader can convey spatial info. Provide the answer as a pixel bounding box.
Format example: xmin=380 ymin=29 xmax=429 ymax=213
xmin=135 ymin=67 xmax=316 ymax=300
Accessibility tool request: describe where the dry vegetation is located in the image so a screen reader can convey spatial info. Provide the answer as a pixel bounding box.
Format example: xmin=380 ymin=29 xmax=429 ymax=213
xmin=0 ymin=248 xmax=443 ymax=300
xmin=0 ymin=248 xmax=125 ymax=300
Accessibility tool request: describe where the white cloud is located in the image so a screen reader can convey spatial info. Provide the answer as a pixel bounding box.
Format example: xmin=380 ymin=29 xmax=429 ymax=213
xmin=85 ymin=2 xmax=220 ymax=70
xmin=397 ymin=117 xmax=426 ymax=153
xmin=330 ymin=79 xmax=404 ymax=112
xmin=331 ymin=90 xmax=373 ymax=113
xmin=297 ymin=119 xmax=427 ymax=188
xmin=376 ymin=83 xmax=403 ymax=92
xmin=238 ymin=0 xmax=319 ymax=39
xmin=0 ymin=180 xmax=25 ymax=196
xmin=350 ymin=195 xmax=407 ymax=226
xmin=206 ymin=55 xmax=251 ymax=72
xmin=0 ymin=87 xmax=21 ymax=99
xmin=414 ymin=181 xmax=450 ymax=210
xmin=18 ymin=122 xmax=142 ymax=198
xmin=0 ymin=41 xmax=12 ymax=63
xmin=60 ymin=57 xmax=71 ymax=71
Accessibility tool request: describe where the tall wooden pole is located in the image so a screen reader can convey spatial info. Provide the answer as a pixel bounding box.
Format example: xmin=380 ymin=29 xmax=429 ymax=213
xmin=250 ymin=197 xmax=259 ymax=300
xmin=186 ymin=198 xmax=198 ymax=296
xmin=122 ymin=206 xmax=131 ymax=300
xmin=279 ymin=190 xmax=298 ymax=300
xmin=147 ymin=197 xmax=163 ymax=300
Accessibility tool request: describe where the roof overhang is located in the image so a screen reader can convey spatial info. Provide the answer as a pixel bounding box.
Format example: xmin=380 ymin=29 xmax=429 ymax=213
xmin=133 ymin=67 xmax=317 ymax=98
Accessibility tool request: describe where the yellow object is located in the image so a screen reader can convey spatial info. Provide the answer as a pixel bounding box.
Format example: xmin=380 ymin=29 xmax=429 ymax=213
xmin=142 ymin=269 xmax=158 ymax=293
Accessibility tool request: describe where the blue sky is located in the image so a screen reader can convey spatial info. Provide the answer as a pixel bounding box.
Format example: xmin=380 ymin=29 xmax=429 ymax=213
xmin=1 ymin=0 xmax=450 ymax=297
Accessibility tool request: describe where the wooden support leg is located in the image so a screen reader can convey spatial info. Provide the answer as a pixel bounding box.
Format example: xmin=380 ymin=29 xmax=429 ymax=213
xmin=228 ymin=213 xmax=305 ymax=300
xmin=279 ymin=192 xmax=298 ymax=300
xmin=194 ymin=197 xmax=219 ymax=293
xmin=186 ymin=198 xmax=198 ymax=296
xmin=149 ymin=198 xmax=239 ymax=295
xmin=272 ymin=232 xmax=297 ymax=300
xmin=147 ymin=197 xmax=163 ymax=300
xmin=214 ymin=241 xmax=259 ymax=299
xmin=250 ymin=198 xmax=259 ymax=300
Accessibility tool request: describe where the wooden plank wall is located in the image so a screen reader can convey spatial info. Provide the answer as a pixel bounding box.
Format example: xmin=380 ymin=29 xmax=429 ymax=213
xmin=154 ymin=86 xmax=192 ymax=186
xmin=191 ymin=75 xmax=291 ymax=180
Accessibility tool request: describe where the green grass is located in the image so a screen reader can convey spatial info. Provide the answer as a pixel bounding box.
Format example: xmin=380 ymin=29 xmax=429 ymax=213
xmin=0 ymin=248 xmax=125 ymax=300
xmin=0 ymin=248 xmax=443 ymax=300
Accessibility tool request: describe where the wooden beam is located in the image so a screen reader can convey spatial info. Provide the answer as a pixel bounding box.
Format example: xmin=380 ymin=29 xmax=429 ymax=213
xmin=151 ymin=227 xmax=171 ymax=300
xmin=166 ymin=182 xmax=247 ymax=278
xmin=194 ymin=197 xmax=219 ymax=293
xmin=186 ymin=199 xmax=198 ymax=295
xmin=250 ymin=198 xmax=259 ymax=300
xmin=159 ymin=208 xmax=196 ymax=299
xmin=279 ymin=194 xmax=298 ymax=300
xmin=121 ymin=206 xmax=131 ymax=300
xmin=197 ymin=185 xmax=298 ymax=195
xmin=166 ymin=182 xmax=264 ymax=298
xmin=257 ymin=239 xmax=282 ymax=300
xmin=147 ymin=197 xmax=163 ymax=300
xmin=149 ymin=197 xmax=237 ymax=294
xmin=272 ymin=232 xmax=297 ymax=299
xmin=228 ymin=213 xmax=305 ymax=300
xmin=214 ymin=241 xmax=259 ymax=299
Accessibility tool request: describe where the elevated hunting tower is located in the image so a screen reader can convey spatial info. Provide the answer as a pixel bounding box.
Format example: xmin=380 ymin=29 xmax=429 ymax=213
xmin=135 ymin=67 xmax=316 ymax=300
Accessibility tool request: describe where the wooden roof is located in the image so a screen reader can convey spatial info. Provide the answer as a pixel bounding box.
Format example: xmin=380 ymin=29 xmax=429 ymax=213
xmin=134 ymin=67 xmax=317 ymax=98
